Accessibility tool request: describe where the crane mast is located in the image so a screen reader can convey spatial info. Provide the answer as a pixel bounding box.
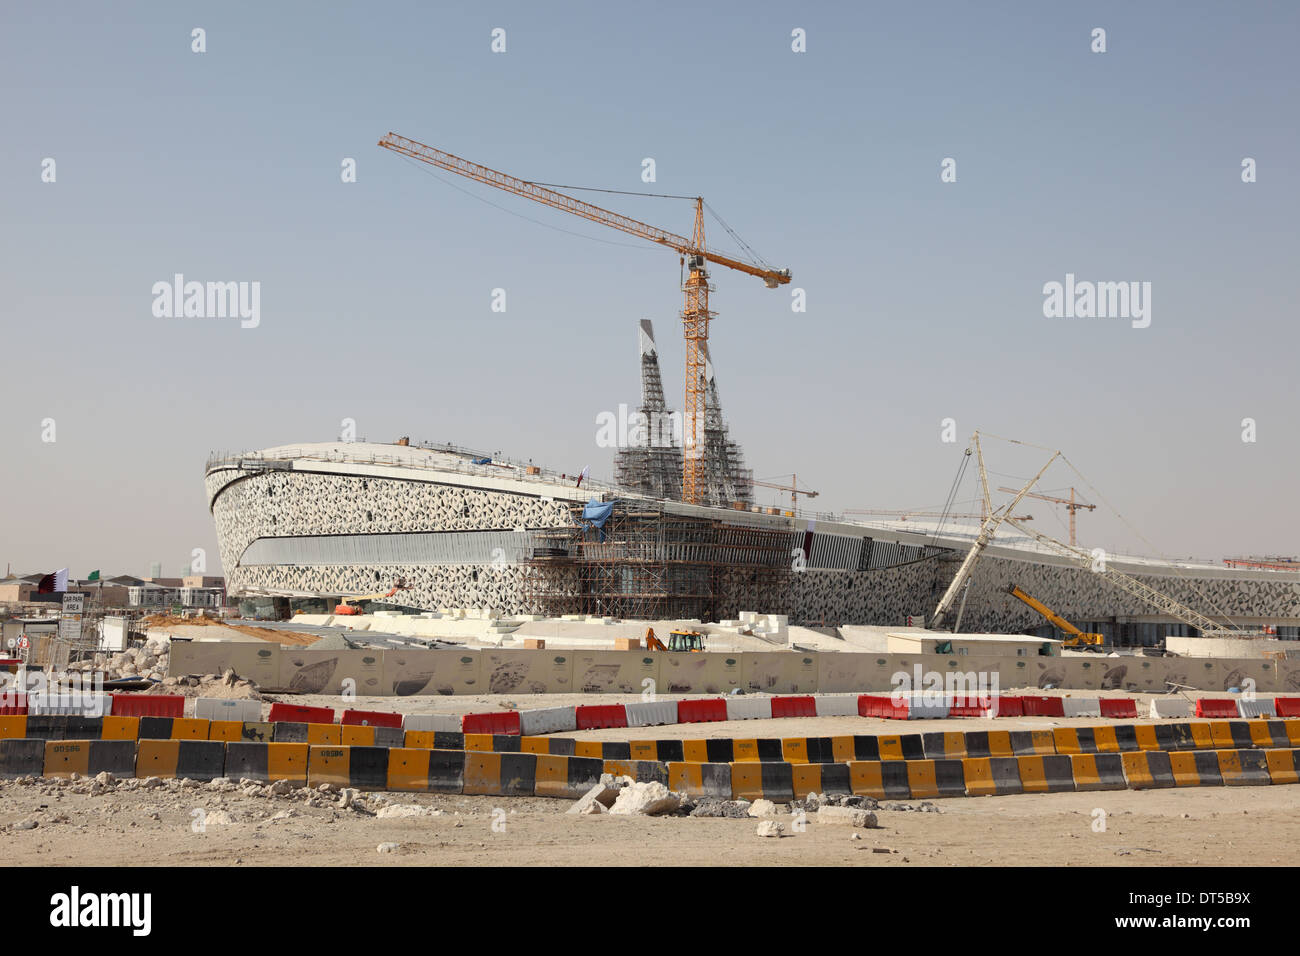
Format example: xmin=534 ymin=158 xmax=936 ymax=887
xmin=377 ymin=132 xmax=790 ymax=505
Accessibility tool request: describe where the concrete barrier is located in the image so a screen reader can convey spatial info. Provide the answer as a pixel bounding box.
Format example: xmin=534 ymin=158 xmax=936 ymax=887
xmin=730 ymin=761 xmax=795 ymax=802
xmin=791 ymin=762 xmax=852 ymax=798
xmin=0 ymin=738 xmax=44 ymax=777
xmin=1264 ymin=749 xmax=1300 ymax=785
xmin=1216 ymin=749 xmax=1271 ymax=786
xmin=668 ymin=761 xmax=731 ymax=798
xmin=535 ymin=754 xmax=606 ymax=798
xmin=1017 ymin=754 xmax=1076 ymax=793
xmin=724 ymin=696 xmax=772 ymax=721
xmin=1062 ymin=698 xmax=1101 ymax=718
xmin=518 ymin=706 xmax=577 ymax=736
xmin=1099 ymin=698 xmax=1139 ymax=719
xmin=1069 ymin=753 xmax=1127 ymax=791
xmin=1149 ymin=698 xmax=1193 ymax=719
xmin=0 ymin=716 xmax=27 ymax=739
xmin=29 ymin=692 xmax=112 ymax=717
xmin=1237 ymin=698 xmax=1276 ymax=719
xmin=601 ymin=758 xmax=669 ymax=785
xmin=194 ymin=698 xmax=263 ymax=723
xmin=961 ymin=757 xmax=1023 ymax=796
xmin=463 ymin=751 xmax=537 ymax=796
xmin=308 ymin=745 xmax=391 ymax=790
xmin=224 ymin=742 xmax=309 ymax=784
xmin=906 ymin=695 xmax=950 ymax=719
xmin=813 ymin=694 xmax=860 ymax=718
xmin=402 ymin=713 xmax=462 ymax=734
xmin=1120 ymin=750 xmax=1175 ymax=789
xmin=42 ymin=739 xmax=135 ymax=778
xmin=135 ymin=739 xmax=226 ymax=781
xmin=624 ymin=700 xmax=677 ymax=728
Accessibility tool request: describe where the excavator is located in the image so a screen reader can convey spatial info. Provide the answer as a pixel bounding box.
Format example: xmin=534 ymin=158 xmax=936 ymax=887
xmin=644 ymin=627 xmax=706 ymax=652
xmin=334 ymin=579 xmax=411 ymax=616
xmin=1005 ymin=584 xmax=1106 ymax=651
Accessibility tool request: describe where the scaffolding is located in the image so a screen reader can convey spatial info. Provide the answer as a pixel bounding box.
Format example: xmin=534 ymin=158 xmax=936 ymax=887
xmin=524 ymin=500 xmax=793 ymax=621
xmin=613 ymin=321 xmax=753 ymax=508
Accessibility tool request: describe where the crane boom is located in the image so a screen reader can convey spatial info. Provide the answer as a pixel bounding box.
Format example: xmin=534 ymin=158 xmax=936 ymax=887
xmin=378 ymin=133 xmax=789 ymax=285
xmin=930 ymin=435 xmax=1059 ymax=630
xmin=1001 ymin=517 xmax=1261 ymax=637
xmin=377 ymin=132 xmax=790 ymax=506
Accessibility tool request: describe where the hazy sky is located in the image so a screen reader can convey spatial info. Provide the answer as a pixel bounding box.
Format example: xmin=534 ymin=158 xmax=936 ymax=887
xmin=2 ymin=1 xmax=1297 ymax=577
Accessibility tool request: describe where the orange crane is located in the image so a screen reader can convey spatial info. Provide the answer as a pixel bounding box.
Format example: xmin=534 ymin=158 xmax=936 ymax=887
xmin=752 ymin=474 xmax=818 ymax=513
xmin=377 ymin=132 xmax=791 ymax=506
xmin=996 ymin=486 xmax=1095 ymax=546
xmin=334 ymin=579 xmax=411 ymax=616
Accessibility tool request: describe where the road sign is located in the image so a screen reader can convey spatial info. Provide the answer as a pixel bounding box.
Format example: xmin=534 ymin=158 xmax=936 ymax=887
xmin=59 ymin=592 xmax=85 ymax=643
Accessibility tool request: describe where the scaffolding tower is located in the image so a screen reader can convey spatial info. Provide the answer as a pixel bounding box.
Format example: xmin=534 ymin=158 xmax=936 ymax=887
xmin=524 ymin=500 xmax=793 ymax=622
xmin=614 ymin=321 xmax=754 ymax=508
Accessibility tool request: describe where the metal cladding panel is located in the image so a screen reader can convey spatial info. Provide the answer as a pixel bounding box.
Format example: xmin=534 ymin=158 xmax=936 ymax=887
xmin=239 ymin=530 xmax=541 ymax=567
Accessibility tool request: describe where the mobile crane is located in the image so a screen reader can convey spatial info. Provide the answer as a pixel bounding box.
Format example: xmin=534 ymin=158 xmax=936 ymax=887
xmin=334 ymin=579 xmax=411 ymax=616
xmin=1004 ymin=584 xmax=1106 ymax=651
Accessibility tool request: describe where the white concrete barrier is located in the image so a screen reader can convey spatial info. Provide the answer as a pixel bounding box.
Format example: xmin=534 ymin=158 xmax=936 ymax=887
xmin=518 ymin=706 xmax=578 ymax=736
xmin=29 ymin=692 xmax=112 ymax=717
xmin=1149 ymin=698 xmax=1193 ymax=719
xmin=814 ymin=694 xmax=860 ymax=717
xmin=906 ymin=694 xmax=950 ymax=719
xmin=1062 ymin=697 xmax=1101 ymax=718
xmin=725 ymin=696 xmax=773 ymax=721
xmin=624 ymin=700 xmax=678 ymax=728
xmin=402 ymin=713 xmax=463 ymax=733
xmin=1237 ymin=698 xmax=1276 ymax=719
xmin=194 ymin=697 xmax=262 ymax=722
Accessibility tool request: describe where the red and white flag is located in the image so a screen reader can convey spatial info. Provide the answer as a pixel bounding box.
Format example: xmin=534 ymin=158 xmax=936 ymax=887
xmin=576 ymin=465 xmax=590 ymax=488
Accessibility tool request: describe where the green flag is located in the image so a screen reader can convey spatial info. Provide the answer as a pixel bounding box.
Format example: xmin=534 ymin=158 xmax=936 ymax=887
xmin=87 ymin=570 xmax=100 ymax=581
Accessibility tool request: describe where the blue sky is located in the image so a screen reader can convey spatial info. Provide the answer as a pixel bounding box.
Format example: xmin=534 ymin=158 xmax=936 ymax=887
xmin=2 ymin=0 xmax=1298 ymax=575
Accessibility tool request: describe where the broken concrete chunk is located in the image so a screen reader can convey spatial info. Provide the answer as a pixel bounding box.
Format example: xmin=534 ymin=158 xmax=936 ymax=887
xmin=747 ymin=798 xmax=778 ymax=818
xmin=756 ymin=821 xmax=785 ymax=838
xmin=816 ymin=806 xmax=878 ymax=828
xmin=608 ymin=781 xmax=681 ymax=816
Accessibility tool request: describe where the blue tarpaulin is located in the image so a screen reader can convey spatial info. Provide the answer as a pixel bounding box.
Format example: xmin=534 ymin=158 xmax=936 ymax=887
xmin=582 ymin=498 xmax=615 ymax=541
xmin=471 ymin=457 xmax=491 ymax=465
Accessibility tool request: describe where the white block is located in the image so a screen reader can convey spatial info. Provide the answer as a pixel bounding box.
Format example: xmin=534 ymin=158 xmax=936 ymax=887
xmin=625 ymin=700 xmax=678 ymax=728
xmin=518 ymin=706 xmax=577 ymax=735
xmin=29 ymin=691 xmax=112 ymax=717
xmin=814 ymin=694 xmax=860 ymax=717
xmin=906 ymin=695 xmax=950 ymax=719
xmin=194 ymin=697 xmax=262 ymax=722
xmin=402 ymin=713 xmax=463 ymax=733
xmin=1149 ymin=698 xmax=1193 ymax=719
xmin=725 ymin=696 xmax=773 ymax=721
xmin=1237 ymin=698 xmax=1276 ymax=719
xmin=1062 ymin=697 xmax=1101 ymax=718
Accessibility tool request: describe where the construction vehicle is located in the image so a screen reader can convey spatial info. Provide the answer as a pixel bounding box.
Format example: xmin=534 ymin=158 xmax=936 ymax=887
xmin=644 ymin=627 xmax=706 ymax=652
xmin=668 ymin=629 xmax=706 ymax=652
xmin=932 ymin=432 xmax=1263 ymax=638
xmin=1004 ymin=584 xmax=1106 ymax=651
xmin=334 ymin=579 xmax=410 ymax=616
xmin=377 ymin=132 xmax=790 ymax=506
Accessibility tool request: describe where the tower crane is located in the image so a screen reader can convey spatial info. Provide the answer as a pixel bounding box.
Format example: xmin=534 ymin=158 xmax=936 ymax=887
xmin=996 ymin=486 xmax=1094 ymax=546
xmin=377 ymin=132 xmax=791 ymax=506
xmin=752 ymin=474 xmax=818 ymax=513
xmin=845 ymin=509 xmax=1033 ymax=522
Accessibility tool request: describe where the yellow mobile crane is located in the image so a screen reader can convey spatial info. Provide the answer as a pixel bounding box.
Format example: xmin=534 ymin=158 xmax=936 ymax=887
xmin=1005 ymin=584 xmax=1106 ymax=651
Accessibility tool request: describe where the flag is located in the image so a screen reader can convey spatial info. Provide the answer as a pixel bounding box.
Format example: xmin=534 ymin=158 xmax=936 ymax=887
xmin=87 ymin=570 xmax=100 ymax=582
xmin=54 ymin=568 xmax=68 ymax=592
xmin=576 ymin=465 xmax=590 ymax=489
xmin=37 ymin=573 xmax=55 ymax=593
